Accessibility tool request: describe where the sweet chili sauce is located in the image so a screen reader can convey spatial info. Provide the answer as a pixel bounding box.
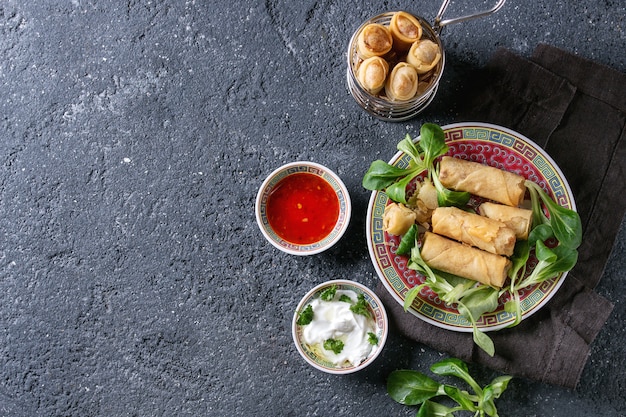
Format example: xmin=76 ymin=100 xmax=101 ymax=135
xmin=266 ymin=173 xmax=340 ymax=245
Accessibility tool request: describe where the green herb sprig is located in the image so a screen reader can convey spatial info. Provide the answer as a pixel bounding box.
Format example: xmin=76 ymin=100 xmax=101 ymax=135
xmin=387 ymin=358 xmax=512 ymax=417
xmin=320 ymin=284 xmax=337 ymax=301
xmin=339 ymin=294 xmax=352 ymax=303
xmin=363 ymin=123 xmax=452 ymax=205
xmin=296 ymin=304 xmax=314 ymax=326
xmin=350 ymin=293 xmax=371 ymax=319
xmin=323 ymin=338 xmax=344 ymax=354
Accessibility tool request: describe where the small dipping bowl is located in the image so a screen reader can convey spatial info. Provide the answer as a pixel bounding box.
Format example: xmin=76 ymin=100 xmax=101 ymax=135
xmin=292 ymin=280 xmax=388 ymax=374
xmin=255 ymin=161 xmax=351 ymax=256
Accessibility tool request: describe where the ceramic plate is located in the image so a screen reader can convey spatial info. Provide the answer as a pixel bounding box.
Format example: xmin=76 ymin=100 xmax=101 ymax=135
xmin=366 ymin=122 xmax=576 ymax=332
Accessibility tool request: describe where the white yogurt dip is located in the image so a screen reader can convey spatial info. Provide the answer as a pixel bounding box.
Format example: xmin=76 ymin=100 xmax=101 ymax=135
xmin=301 ymin=289 xmax=377 ymax=367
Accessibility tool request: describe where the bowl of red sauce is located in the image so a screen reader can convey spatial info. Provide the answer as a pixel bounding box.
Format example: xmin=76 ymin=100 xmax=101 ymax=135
xmin=255 ymin=161 xmax=351 ymax=255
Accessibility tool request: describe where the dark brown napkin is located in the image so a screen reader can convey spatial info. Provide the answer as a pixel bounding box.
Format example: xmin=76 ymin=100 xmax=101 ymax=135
xmin=376 ymin=44 xmax=625 ymax=388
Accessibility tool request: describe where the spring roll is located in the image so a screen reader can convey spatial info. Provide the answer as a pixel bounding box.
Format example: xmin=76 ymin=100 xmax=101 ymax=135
xmin=383 ymin=202 xmax=416 ymax=236
xmin=389 ymin=11 xmax=423 ymax=51
xmin=438 ymin=156 xmax=527 ymax=207
xmin=478 ymin=202 xmax=533 ymax=240
xmin=356 ymin=23 xmax=393 ymax=59
xmin=385 ymin=62 xmax=419 ymax=101
xmin=420 ymin=232 xmax=511 ymax=288
xmin=431 ymin=206 xmax=516 ymax=256
xmin=406 ymin=39 xmax=442 ymax=75
xmin=356 ymin=56 xmax=389 ymax=95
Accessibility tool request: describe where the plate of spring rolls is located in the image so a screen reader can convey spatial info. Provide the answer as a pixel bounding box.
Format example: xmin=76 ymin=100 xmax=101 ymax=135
xmin=366 ymin=122 xmax=577 ymax=332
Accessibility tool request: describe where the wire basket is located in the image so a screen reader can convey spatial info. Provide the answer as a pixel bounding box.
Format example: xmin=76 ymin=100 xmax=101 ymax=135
xmin=346 ymin=12 xmax=445 ymax=122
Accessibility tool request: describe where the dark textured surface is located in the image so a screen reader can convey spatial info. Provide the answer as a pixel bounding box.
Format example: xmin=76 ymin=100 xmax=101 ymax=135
xmin=1 ymin=1 xmax=625 ymax=416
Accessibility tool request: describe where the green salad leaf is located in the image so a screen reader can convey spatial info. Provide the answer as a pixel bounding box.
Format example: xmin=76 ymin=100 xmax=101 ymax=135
xmin=525 ymin=180 xmax=582 ymax=249
xmin=388 ymin=358 xmax=512 ymax=416
xmin=514 ymin=241 xmax=578 ymax=290
xmin=385 ymin=169 xmax=422 ymax=204
xmin=504 ymin=183 xmax=581 ymax=328
xmin=457 ymin=302 xmax=495 ymax=357
xmin=397 ymin=134 xmax=424 ymax=162
xmin=362 ymin=159 xmax=413 ymax=191
xmin=396 ymin=224 xmax=418 ymax=255
xmin=362 ymin=124 xmax=451 ymax=204
xmin=419 ymin=123 xmax=448 ymax=169
xmin=432 ymin=165 xmax=471 ymax=207
xmin=387 ymin=369 xmax=444 ymax=405
xmin=458 ymin=286 xmax=499 ymax=325
xmin=416 ymin=400 xmax=457 ymax=417
xmin=430 ymin=358 xmax=483 ymax=396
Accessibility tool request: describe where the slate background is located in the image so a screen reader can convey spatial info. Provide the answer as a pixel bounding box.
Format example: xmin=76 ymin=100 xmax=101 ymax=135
xmin=1 ymin=0 xmax=625 ymax=416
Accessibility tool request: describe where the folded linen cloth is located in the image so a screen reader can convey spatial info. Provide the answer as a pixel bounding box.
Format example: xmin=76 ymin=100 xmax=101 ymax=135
xmin=376 ymin=44 xmax=625 ymax=388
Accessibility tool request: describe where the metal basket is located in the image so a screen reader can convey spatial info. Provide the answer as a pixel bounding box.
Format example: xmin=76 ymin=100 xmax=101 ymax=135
xmin=346 ymin=12 xmax=444 ymax=122
xmin=346 ymin=1 xmax=506 ymax=122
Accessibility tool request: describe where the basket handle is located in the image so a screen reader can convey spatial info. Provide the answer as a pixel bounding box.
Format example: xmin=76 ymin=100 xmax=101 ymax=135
xmin=433 ymin=0 xmax=506 ymax=32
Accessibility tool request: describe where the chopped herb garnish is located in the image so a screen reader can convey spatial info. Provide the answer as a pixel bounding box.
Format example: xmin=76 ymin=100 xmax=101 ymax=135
xmin=349 ymin=294 xmax=371 ymax=318
xmin=320 ymin=285 xmax=337 ymax=301
xmin=368 ymin=332 xmax=379 ymax=346
xmin=323 ymin=338 xmax=344 ymax=354
xmin=296 ymin=304 xmax=314 ymax=326
xmin=339 ymin=294 xmax=352 ymax=303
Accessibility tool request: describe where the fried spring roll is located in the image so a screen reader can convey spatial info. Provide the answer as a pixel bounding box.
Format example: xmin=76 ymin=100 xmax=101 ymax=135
xmin=406 ymin=39 xmax=442 ymax=74
xmin=356 ymin=23 xmax=393 ymax=59
xmin=431 ymin=207 xmax=516 ymax=256
xmin=385 ymin=62 xmax=418 ymax=101
xmin=389 ymin=11 xmax=423 ymax=51
xmin=383 ymin=202 xmax=416 ymax=236
xmin=420 ymin=232 xmax=511 ymax=288
xmin=356 ymin=56 xmax=389 ymax=95
xmin=478 ymin=202 xmax=533 ymax=240
xmin=438 ymin=156 xmax=527 ymax=207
